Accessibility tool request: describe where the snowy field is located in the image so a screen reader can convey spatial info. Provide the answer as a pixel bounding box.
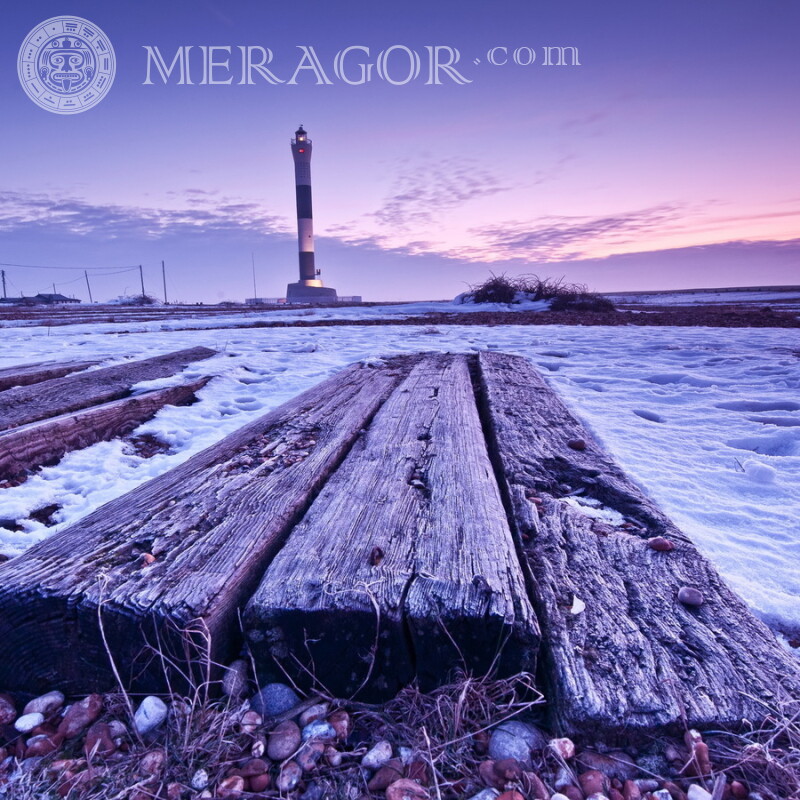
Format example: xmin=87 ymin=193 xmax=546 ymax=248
xmin=0 ymin=316 xmax=798 ymax=640
xmin=609 ymin=287 xmax=800 ymax=309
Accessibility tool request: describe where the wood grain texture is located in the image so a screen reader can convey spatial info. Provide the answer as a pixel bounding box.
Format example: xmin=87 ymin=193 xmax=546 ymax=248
xmin=477 ymin=351 xmax=800 ymax=737
xmin=0 ymin=359 xmax=411 ymax=694
xmin=244 ymin=354 xmax=539 ymax=700
xmin=0 ymin=360 xmax=100 ymax=392
xmin=0 ymin=378 xmax=210 ymax=481
xmin=0 ymin=347 xmax=216 ymax=433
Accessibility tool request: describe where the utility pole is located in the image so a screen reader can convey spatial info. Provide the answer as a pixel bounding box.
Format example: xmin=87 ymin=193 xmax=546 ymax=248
xmin=251 ymin=252 xmax=257 ymax=301
xmin=52 ymin=282 xmax=56 ymax=294
xmin=139 ymin=265 xmax=146 ymax=298
xmin=1 ymin=270 xmax=6 ymax=299
xmin=162 ymin=260 xmax=168 ymax=304
xmin=84 ymin=270 xmax=93 ymax=304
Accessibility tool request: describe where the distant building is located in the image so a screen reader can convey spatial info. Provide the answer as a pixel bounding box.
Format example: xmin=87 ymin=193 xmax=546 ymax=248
xmin=0 ymin=293 xmax=79 ymax=305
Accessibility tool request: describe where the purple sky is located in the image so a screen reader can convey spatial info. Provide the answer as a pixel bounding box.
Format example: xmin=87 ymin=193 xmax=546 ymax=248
xmin=1 ymin=1 xmax=798 ymax=302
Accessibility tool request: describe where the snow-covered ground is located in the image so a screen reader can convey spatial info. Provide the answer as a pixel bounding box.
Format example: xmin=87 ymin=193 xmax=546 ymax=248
xmin=1 ymin=319 xmax=798 ymax=638
xmin=609 ymin=287 xmax=800 ymax=309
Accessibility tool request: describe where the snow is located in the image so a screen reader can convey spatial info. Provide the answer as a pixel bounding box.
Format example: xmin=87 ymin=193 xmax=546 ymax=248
xmin=608 ymin=287 xmax=800 ymax=309
xmin=0 ymin=317 xmax=798 ymax=636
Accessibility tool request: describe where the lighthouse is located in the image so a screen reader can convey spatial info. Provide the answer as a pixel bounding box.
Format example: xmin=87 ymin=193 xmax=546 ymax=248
xmin=286 ymin=125 xmax=338 ymax=304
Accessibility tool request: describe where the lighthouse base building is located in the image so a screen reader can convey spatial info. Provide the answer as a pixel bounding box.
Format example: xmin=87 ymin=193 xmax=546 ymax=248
xmin=287 ymin=126 xmax=338 ymax=305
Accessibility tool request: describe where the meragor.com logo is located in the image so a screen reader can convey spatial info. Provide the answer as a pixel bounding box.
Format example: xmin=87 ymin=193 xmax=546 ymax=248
xmin=17 ymin=16 xmax=115 ymax=114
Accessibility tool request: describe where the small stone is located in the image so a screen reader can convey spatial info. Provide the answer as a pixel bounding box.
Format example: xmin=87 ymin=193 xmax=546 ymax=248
xmin=327 ymin=709 xmax=351 ymax=740
xmin=488 ymin=721 xmax=547 ymax=768
xmin=300 ymin=782 xmax=325 ymax=800
xmin=678 ymin=587 xmax=704 ymax=607
xmin=586 ymin=795 xmax=610 ymax=800
xmin=134 ymin=696 xmax=168 ymax=735
xmin=361 ymin=739 xmax=393 ymax=770
xmin=24 ymin=690 xmax=65 ymax=718
xmin=240 ymin=758 xmax=269 ymax=777
xmin=191 ymin=768 xmax=209 ymax=790
xmin=579 ymin=770 xmax=609 ymax=796
xmin=729 ymin=782 xmax=747 ymax=799
xmin=0 ymin=694 xmax=16 ymax=725
xmin=297 ymin=740 xmax=325 ymax=772
xmin=222 ymin=659 xmax=249 ymax=699
xmin=167 ymin=782 xmax=183 ymax=800
xmin=302 ymin=719 xmax=336 ymax=741
xmin=636 ymin=780 xmax=659 ymax=793
xmin=385 ymin=778 xmax=430 ymax=800
xmin=367 ymin=758 xmax=404 ymax=791
xmin=551 ymin=795 xmax=571 ymax=800
xmin=652 ymin=791 xmax=672 ymax=800
xmin=217 ymin=775 xmax=245 ymax=798
xmin=299 ymin=702 xmax=330 ymax=727
xmin=494 ymin=758 xmax=523 ymax=782
xmin=648 ymin=537 xmax=675 ymax=552
xmin=268 ymin=720 xmax=302 ymax=761
xmin=468 ymin=791 xmax=500 ymax=800
xmin=480 ymin=760 xmax=504 ymax=790
xmin=554 ymin=766 xmax=576 ymax=791
xmin=325 ymin=745 xmax=342 ymax=767
xmin=686 ymin=787 xmax=712 ymax=800
xmin=139 ymin=748 xmax=166 ymax=776
xmin=251 ymin=737 xmax=266 ymax=758
xmin=497 ymin=793 xmax=525 ymax=800
xmin=567 ymin=439 xmax=586 ymax=451
xmin=24 ymin=734 xmax=59 ymax=759
xmin=250 ymin=772 xmax=272 ymax=792
xmin=662 ymin=781 xmax=687 ymax=800
xmin=85 ymin=722 xmax=116 ymax=758
xmin=107 ymin=720 xmax=128 ymax=740
xmin=522 ymin=771 xmax=549 ymax=800
xmin=14 ymin=712 xmax=44 ymax=734
xmin=250 ymin=683 xmax=301 ymax=717
xmin=623 ymin=780 xmax=642 ymax=800
xmin=277 ymin=760 xmax=302 ymax=792
xmin=549 ymin=738 xmax=576 ymax=760
xmin=239 ymin=709 xmax=262 ymax=734
xmin=406 ymin=760 xmax=430 ymax=785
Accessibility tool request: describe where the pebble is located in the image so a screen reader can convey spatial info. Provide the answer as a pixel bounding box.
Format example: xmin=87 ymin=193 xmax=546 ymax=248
xmin=648 ymin=537 xmax=675 ymax=552
xmin=551 ymin=795 xmax=571 ymax=800
xmin=686 ymin=787 xmax=712 ymax=800
xmin=217 ymin=775 xmax=245 ymax=798
xmin=623 ymin=780 xmax=642 ymax=800
xmin=554 ymin=765 xmax=575 ymax=791
xmin=239 ymin=710 xmax=262 ymax=734
xmin=277 ymin=760 xmax=302 ymax=792
xmin=498 ymin=793 xmax=525 ymax=800
xmin=488 ymin=720 xmax=547 ymax=768
xmin=302 ymin=719 xmax=337 ymax=741
xmin=385 ymin=778 xmax=430 ymax=800
xmin=652 ymin=792 xmax=672 ymax=800
xmin=250 ymin=683 xmax=301 ymax=717
xmin=299 ymin=702 xmax=330 ymax=727
xmin=23 ymin=690 xmax=65 ymax=717
xmin=134 ymin=696 xmax=168 ymax=735
xmin=325 ymin=745 xmax=342 ymax=767
xmin=367 ymin=758 xmax=404 ymax=791
xmin=567 ymin=439 xmax=587 ymax=451
xmin=222 ymin=660 xmax=249 ymax=699
xmin=240 ymin=758 xmax=269 ymax=777
xmin=14 ymin=712 xmax=44 ymax=733
xmin=549 ymin=737 xmax=575 ymax=760
xmin=678 ymin=587 xmax=704 ymax=607
xmin=296 ymin=740 xmax=325 ymax=772
xmin=58 ymin=694 xmax=103 ymax=739
xmin=24 ymin=734 xmax=59 ymax=759
xmin=85 ymin=722 xmax=116 ymax=758
xmin=191 ymin=768 xmax=209 ymax=790
xmin=328 ymin=708 xmax=351 ymax=740
xmin=579 ymin=769 xmax=609 ymax=796
xmin=267 ymin=720 xmax=302 ymax=761
xmin=361 ymin=739 xmax=393 ymax=770
xmin=468 ymin=791 xmax=500 ymax=800
xmin=0 ymin=694 xmax=16 ymax=725
xmin=250 ymin=772 xmax=272 ymax=792
xmin=636 ymin=779 xmax=660 ymax=792
xmin=139 ymin=748 xmax=166 ymax=776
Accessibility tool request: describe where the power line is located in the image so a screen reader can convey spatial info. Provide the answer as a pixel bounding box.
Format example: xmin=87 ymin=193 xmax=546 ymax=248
xmin=0 ymin=261 xmax=140 ymax=271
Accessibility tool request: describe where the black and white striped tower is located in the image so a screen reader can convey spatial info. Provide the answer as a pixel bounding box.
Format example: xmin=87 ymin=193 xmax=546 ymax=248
xmin=286 ymin=125 xmax=337 ymax=304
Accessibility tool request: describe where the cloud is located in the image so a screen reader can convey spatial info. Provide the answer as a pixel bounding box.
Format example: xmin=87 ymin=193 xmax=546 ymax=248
xmin=0 ymin=190 xmax=292 ymax=240
xmin=454 ymin=204 xmax=687 ymax=261
xmin=372 ymin=158 xmax=510 ymax=230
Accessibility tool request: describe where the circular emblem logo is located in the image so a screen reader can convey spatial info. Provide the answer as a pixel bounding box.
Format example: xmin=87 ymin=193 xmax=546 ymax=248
xmin=18 ymin=16 xmax=116 ymax=114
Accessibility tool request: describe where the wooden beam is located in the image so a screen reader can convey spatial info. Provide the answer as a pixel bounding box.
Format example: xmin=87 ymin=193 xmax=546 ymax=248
xmin=0 ymin=359 xmax=99 ymax=392
xmin=0 ymin=346 xmax=216 ymax=432
xmin=0 ymin=378 xmax=210 ymax=482
xmin=0 ymin=358 xmax=412 ymax=694
xmin=244 ymin=354 xmax=539 ymax=700
xmin=477 ymin=351 xmax=800 ymax=737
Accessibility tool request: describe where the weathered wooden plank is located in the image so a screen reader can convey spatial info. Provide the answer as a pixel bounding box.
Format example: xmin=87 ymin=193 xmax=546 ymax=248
xmin=244 ymin=354 xmax=539 ymax=700
xmin=477 ymin=351 xmax=800 ymax=737
xmin=0 ymin=358 xmax=412 ymax=694
xmin=0 ymin=377 xmax=210 ymax=481
xmin=0 ymin=359 xmax=100 ymax=392
xmin=0 ymin=346 xmax=216 ymax=433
